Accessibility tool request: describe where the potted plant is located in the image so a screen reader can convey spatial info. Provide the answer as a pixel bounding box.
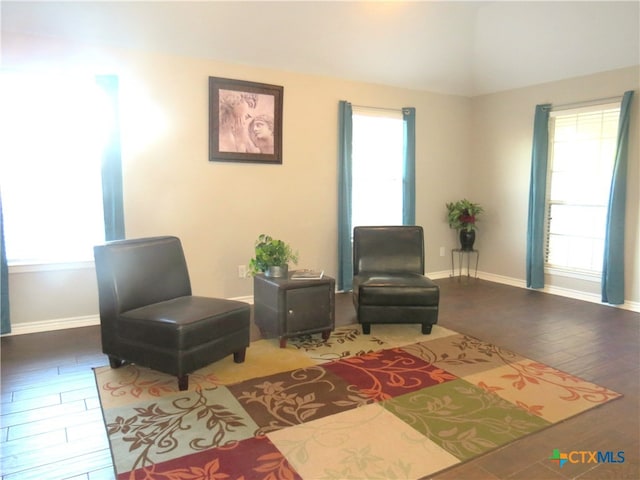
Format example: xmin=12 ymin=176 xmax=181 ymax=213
xmin=249 ymin=234 xmax=299 ymax=278
xmin=446 ymin=199 xmax=483 ymax=251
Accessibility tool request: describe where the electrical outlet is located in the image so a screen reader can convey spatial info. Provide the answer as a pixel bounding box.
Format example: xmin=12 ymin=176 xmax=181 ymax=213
xmin=439 ymin=246 xmax=446 ymax=257
xmin=238 ymin=265 xmax=247 ymax=278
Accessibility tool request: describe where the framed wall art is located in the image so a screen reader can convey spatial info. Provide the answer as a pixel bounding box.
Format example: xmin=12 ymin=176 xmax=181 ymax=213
xmin=209 ymin=76 xmax=283 ymax=164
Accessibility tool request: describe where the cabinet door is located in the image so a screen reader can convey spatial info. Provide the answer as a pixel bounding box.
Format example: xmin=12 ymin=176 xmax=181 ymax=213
xmin=285 ymin=285 xmax=331 ymax=334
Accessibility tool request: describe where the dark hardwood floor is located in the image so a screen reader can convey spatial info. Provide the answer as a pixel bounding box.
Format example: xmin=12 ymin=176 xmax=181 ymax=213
xmin=1 ymin=278 xmax=638 ymax=479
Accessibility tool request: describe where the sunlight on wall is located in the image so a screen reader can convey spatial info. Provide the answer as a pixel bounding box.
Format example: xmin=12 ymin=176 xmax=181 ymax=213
xmin=118 ymin=77 xmax=169 ymax=158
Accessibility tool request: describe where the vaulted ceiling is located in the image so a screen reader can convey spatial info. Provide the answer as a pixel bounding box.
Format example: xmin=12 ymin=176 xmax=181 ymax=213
xmin=2 ymin=1 xmax=639 ymax=96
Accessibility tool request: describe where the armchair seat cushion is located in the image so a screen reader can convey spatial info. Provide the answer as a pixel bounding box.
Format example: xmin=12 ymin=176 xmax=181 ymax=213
xmin=354 ymin=273 xmax=439 ymax=306
xmin=119 ymin=296 xmax=249 ymax=350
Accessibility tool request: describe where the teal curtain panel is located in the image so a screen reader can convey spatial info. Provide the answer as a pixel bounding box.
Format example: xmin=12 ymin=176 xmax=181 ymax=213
xmin=525 ymin=104 xmax=551 ymax=289
xmin=337 ymin=101 xmax=353 ymax=291
xmin=96 ymin=75 xmax=125 ymax=241
xmin=602 ymin=90 xmax=634 ymax=305
xmin=1 ymin=192 xmax=10 ymax=334
xmin=402 ymin=108 xmax=416 ymax=226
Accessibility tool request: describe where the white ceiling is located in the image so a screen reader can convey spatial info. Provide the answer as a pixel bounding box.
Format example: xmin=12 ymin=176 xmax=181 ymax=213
xmin=2 ymin=1 xmax=639 ymax=96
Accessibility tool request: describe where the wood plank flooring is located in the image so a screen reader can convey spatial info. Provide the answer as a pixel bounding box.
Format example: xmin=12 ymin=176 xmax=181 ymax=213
xmin=1 ymin=278 xmax=638 ymax=479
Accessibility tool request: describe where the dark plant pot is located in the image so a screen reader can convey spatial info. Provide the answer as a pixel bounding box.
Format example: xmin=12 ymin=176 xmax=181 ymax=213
xmin=265 ymin=265 xmax=288 ymax=278
xmin=459 ymin=229 xmax=476 ymax=251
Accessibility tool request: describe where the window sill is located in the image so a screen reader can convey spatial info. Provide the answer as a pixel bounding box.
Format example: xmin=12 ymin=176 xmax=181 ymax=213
xmin=544 ymin=266 xmax=601 ymax=282
xmin=9 ymin=261 xmax=95 ymax=274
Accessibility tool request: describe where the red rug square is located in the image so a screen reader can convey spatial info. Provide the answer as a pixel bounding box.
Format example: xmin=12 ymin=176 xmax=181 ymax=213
xmin=324 ymin=347 xmax=457 ymax=401
xmin=118 ymin=435 xmax=301 ymax=480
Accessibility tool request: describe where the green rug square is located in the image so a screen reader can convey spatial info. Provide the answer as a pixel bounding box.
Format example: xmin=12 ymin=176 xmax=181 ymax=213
xmin=382 ymin=379 xmax=551 ymax=461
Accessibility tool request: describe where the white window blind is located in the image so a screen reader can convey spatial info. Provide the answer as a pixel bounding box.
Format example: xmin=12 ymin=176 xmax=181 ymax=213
xmin=351 ymin=106 xmax=404 ymax=228
xmin=545 ymin=103 xmax=620 ymax=275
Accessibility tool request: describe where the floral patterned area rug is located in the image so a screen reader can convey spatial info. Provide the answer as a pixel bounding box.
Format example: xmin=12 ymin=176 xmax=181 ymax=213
xmin=94 ymin=324 xmax=621 ymax=480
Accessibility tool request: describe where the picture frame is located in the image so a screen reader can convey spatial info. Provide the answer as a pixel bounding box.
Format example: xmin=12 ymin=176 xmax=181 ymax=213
xmin=209 ymin=76 xmax=283 ymax=164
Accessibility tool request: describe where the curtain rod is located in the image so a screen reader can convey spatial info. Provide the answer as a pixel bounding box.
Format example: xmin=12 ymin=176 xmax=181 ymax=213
xmin=352 ymin=104 xmax=404 ymax=113
xmin=550 ymin=95 xmax=622 ymax=111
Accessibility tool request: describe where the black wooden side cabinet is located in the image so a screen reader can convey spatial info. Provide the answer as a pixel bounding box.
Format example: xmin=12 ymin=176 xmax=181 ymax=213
xmin=253 ymin=273 xmax=335 ymax=348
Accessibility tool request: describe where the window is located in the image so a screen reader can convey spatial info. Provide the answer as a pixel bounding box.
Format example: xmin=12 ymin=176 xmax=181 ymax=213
xmin=351 ymin=107 xmax=404 ymax=227
xmin=0 ymin=73 xmax=112 ymax=265
xmin=545 ymin=103 xmax=620 ymax=276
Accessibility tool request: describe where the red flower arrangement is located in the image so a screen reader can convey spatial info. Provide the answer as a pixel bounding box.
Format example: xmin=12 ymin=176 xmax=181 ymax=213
xmin=446 ymin=199 xmax=483 ymax=232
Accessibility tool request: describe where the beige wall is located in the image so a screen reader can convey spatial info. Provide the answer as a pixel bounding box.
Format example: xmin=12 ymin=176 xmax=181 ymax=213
xmin=3 ymin=32 xmax=638 ymax=330
xmin=3 ymin=32 xmax=471 ymax=327
xmin=470 ymin=66 xmax=639 ymax=302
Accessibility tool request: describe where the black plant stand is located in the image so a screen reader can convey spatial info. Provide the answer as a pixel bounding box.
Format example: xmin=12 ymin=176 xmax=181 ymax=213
xmin=451 ymin=248 xmax=479 ymax=278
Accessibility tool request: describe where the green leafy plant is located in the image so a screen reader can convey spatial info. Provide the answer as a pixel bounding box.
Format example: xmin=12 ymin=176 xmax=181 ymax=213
xmin=446 ymin=199 xmax=484 ymax=232
xmin=248 ymin=234 xmax=298 ymax=276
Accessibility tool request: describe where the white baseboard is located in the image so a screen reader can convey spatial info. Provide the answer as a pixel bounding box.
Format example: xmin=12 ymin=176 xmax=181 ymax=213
xmin=477 ymin=271 xmax=527 ymax=288
xmin=6 ymin=314 xmax=100 ymax=336
xmin=229 ymin=295 xmax=254 ymax=305
xmin=427 ymin=270 xmax=454 ymax=280
xmin=478 ymin=271 xmax=640 ymax=313
xmin=4 ymin=275 xmax=637 ymax=336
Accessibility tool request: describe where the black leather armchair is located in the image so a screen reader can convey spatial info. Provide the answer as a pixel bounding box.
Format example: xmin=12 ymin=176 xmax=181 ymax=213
xmin=94 ymin=236 xmax=250 ymax=391
xmin=352 ymin=226 xmax=439 ymax=334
